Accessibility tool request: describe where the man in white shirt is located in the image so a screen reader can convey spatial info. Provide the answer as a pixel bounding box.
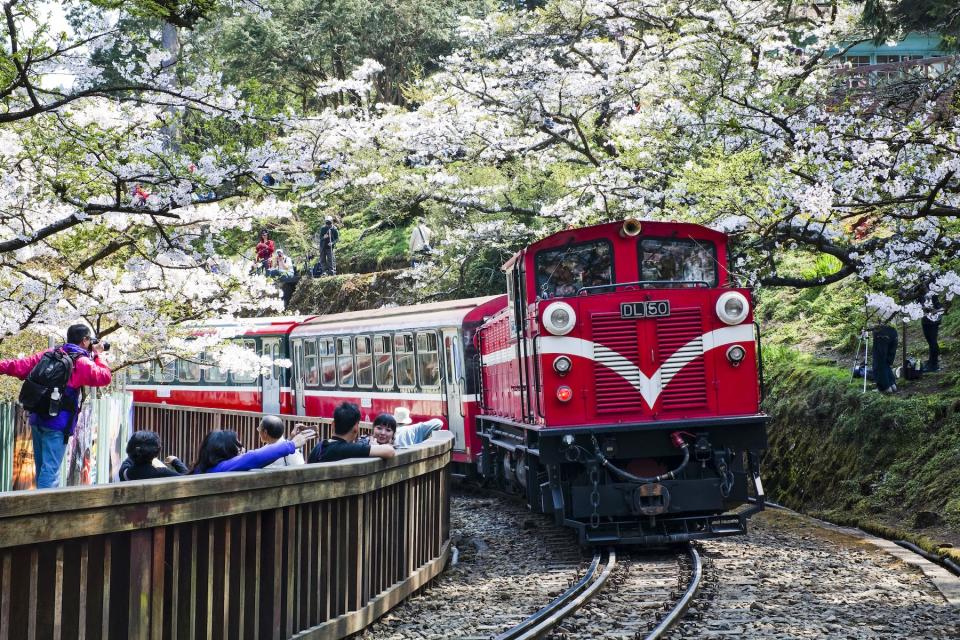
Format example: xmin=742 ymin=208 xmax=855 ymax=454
xmin=257 ymin=415 xmax=306 ymax=468
xmin=392 ymin=407 xmax=443 ymax=448
xmin=409 ymin=220 xmax=433 ymax=268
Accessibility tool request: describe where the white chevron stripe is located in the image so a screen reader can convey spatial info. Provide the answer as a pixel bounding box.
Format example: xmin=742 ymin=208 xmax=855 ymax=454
xmin=538 ymin=323 xmax=754 ymax=407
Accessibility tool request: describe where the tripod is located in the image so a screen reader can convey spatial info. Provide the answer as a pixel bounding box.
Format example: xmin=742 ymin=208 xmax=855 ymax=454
xmin=853 ymin=328 xmax=870 ymax=393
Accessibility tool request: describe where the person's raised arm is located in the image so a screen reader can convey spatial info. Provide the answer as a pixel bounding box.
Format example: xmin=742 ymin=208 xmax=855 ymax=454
xmin=369 ymin=443 xmax=395 ymax=459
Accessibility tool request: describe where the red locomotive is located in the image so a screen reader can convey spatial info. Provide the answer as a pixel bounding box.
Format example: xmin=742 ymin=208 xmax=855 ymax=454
xmin=476 ymin=219 xmax=766 ymax=544
xmin=128 ymin=219 xmax=767 ymax=544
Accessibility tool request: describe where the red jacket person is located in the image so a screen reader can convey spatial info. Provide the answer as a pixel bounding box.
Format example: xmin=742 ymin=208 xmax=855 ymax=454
xmin=0 ymin=324 xmax=112 ymax=488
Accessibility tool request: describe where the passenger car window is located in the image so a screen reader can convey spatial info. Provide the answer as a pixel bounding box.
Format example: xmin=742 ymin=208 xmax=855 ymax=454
xmin=154 ymin=357 xmax=175 ymax=383
xmin=338 ymin=337 xmax=354 ymax=387
xmin=395 ymin=333 xmax=416 ymax=388
xmin=304 ymin=339 xmax=319 ymax=386
xmin=417 ymin=332 xmax=440 ymax=388
xmin=320 ymin=337 xmax=336 ymax=387
xmin=639 ymin=237 xmax=716 ymax=287
xmin=231 ymin=339 xmax=259 ymax=383
xmin=127 ymin=362 xmax=151 ymax=383
xmin=374 ymin=334 xmax=394 ymax=389
xmin=178 ymin=358 xmax=200 ymax=383
xmin=535 ymin=240 xmax=614 ymax=298
xmin=355 ymin=336 xmax=373 ymax=388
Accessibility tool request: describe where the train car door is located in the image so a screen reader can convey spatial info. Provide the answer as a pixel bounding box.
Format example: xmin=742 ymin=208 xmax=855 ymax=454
xmin=442 ymin=328 xmax=466 ymax=452
xmin=261 ymin=337 xmax=281 ymax=414
xmin=292 ymin=339 xmax=306 ymax=415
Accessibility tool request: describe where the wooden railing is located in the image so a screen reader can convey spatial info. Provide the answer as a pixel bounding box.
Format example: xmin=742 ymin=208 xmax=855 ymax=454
xmin=0 ymin=431 xmax=453 ymax=640
xmin=133 ymin=403 xmax=372 ymax=469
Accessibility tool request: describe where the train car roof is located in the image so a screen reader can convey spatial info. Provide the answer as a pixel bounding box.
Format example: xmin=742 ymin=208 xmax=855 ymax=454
xmin=290 ymin=295 xmax=504 ymax=336
xmin=503 ymin=219 xmax=729 ymax=270
xmin=193 ymin=315 xmax=316 ymax=336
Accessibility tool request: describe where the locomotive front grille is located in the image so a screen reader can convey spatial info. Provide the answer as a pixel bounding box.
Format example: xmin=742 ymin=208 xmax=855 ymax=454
xmin=657 ymin=308 xmax=708 ymax=409
xmin=592 ymin=313 xmax=643 ymax=413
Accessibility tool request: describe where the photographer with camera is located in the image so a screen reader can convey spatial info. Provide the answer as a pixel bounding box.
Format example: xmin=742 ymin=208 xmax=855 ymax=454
xmin=0 ymin=324 xmax=112 ymax=488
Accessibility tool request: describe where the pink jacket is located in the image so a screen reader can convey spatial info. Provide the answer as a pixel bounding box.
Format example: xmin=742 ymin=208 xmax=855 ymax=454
xmin=0 ymin=348 xmax=112 ymax=388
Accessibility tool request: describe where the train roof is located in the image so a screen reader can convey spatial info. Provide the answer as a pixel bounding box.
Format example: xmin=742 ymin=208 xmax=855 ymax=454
xmin=503 ymin=220 xmax=729 ymax=270
xmin=194 ymin=315 xmax=316 ymax=336
xmin=290 ymin=295 xmax=505 ymax=337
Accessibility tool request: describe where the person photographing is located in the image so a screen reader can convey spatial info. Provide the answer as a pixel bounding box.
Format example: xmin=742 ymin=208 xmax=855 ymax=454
xmin=0 ymin=324 xmax=112 ymax=488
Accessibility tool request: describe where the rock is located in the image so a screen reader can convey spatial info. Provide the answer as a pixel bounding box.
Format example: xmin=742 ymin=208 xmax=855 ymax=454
xmin=912 ymin=511 xmax=943 ymax=528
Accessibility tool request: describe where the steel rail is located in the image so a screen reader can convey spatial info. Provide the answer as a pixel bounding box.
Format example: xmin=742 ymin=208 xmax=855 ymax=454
xmin=643 ymin=544 xmax=703 ymax=640
xmin=493 ymin=547 xmax=617 ymax=640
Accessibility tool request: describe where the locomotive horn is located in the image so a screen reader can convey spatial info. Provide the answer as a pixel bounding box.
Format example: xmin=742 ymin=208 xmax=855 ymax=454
xmin=620 ymin=218 xmax=642 ymax=237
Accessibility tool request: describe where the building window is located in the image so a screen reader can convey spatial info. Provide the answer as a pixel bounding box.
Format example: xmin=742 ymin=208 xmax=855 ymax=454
xmin=417 ymin=332 xmax=441 ymax=388
xmin=337 ymin=337 xmax=354 ymax=387
xmin=319 ymin=337 xmax=336 ymax=387
xmin=355 ymin=335 xmax=373 ymax=388
xmin=395 ymin=333 xmax=416 ymax=388
xmin=375 ymin=334 xmax=394 ymax=389
xmin=843 ymin=55 xmax=871 ymax=67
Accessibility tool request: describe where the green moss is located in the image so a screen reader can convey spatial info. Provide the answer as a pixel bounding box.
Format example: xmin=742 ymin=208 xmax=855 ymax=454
xmin=763 ymin=348 xmax=960 ymax=541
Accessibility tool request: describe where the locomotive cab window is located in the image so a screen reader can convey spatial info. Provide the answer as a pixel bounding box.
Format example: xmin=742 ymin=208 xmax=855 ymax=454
xmin=535 ymin=240 xmax=614 ymax=299
xmin=638 ymin=237 xmax=717 ymax=287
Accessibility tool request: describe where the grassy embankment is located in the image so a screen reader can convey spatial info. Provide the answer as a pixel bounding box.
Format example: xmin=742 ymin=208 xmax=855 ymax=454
xmin=759 ymin=278 xmax=960 ymax=560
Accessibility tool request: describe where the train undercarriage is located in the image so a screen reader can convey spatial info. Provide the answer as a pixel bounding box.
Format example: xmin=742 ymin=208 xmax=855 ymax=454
xmin=477 ymin=415 xmax=769 ymax=545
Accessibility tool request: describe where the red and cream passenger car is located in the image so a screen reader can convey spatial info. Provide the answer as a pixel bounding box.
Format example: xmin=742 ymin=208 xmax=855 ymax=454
xmin=287 ymin=296 xmax=504 ymax=464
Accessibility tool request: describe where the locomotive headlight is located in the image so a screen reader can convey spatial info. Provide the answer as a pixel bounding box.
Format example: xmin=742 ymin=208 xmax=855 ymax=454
xmin=553 ymin=355 xmax=572 ymax=375
xmin=556 ymin=385 xmax=574 ymax=402
xmin=543 ymin=302 xmax=576 ymax=335
xmin=715 ymin=291 xmax=749 ymax=325
xmin=726 ymin=344 xmax=747 ymax=366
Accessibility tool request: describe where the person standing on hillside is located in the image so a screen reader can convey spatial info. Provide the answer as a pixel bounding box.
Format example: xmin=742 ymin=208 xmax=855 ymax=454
xmin=409 ymin=219 xmax=433 ymax=268
xmin=256 ymin=230 xmax=275 ymax=273
xmin=315 ymin=216 xmax=339 ymax=276
xmin=870 ymin=314 xmax=898 ymax=394
xmin=0 ymin=324 xmax=112 ymax=488
xmin=921 ymin=293 xmax=944 ymax=373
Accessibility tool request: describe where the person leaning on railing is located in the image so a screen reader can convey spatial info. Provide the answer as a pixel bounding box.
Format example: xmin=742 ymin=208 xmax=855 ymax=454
xmin=118 ymin=431 xmax=188 ymax=481
xmin=191 ymin=427 xmax=316 ymax=473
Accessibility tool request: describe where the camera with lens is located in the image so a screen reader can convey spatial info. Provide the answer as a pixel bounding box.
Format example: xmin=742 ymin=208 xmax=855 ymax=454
xmin=90 ymin=338 xmax=111 ymax=351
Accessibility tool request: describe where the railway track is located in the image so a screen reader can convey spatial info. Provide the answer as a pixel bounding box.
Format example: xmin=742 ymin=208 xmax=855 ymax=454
xmin=494 ymin=544 xmax=703 ymax=640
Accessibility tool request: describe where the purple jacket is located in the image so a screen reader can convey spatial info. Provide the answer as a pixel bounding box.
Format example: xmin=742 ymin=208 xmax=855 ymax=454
xmin=206 ymin=441 xmax=296 ymax=473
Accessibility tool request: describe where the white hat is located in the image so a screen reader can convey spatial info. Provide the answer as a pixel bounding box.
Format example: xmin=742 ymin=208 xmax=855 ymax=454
xmin=393 ymin=407 xmax=413 ymax=425
xmin=325 ymin=215 xmax=333 ymax=222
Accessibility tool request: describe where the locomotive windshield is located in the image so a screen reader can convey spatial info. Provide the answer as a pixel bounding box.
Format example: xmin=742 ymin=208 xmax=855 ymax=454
xmin=638 ymin=237 xmax=717 ymax=287
xmin=535 ymin=240 xmax=614 ymax=298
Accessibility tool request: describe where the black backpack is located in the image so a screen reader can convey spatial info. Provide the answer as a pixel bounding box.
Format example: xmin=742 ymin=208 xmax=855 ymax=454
xmin=19 ymin=349 xmax=79 ymax=416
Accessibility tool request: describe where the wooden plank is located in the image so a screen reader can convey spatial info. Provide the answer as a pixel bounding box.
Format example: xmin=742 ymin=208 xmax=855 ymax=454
xmin=78 ymin=542 xmax=88 ymax=640
xmin=53 ymin=544 xmax=63 ymax=640
xmin=128 ymin=529 xmax=153 ymax=640
xmin=0 ymin=552 xmax=9 ymax=640
xmin=27 ymin=548 xmax=37 ymax=640
xmin=101 ymin=537 xmax=111 ymax=640
xmin=170 ymin=528 xmax=180 ymax=640
xmin=150 ymin=528 xmax=166 ymax=640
